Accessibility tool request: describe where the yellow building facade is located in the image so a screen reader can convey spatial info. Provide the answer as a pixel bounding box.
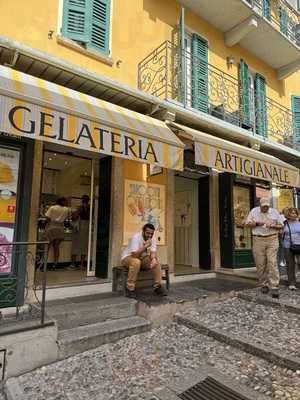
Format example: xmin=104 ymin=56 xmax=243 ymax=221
xmin=0 ymin=0 xmax=300 ymax=304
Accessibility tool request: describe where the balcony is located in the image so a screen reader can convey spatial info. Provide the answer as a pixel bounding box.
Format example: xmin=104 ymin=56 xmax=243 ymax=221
xmin=138 ymin=41 xmax=296 ymax=150
xmin=179 ymin=0 xmax=300 ymax=77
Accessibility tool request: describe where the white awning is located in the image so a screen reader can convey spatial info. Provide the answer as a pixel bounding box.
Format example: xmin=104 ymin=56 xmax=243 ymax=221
xmin=0 ymin=66 xmax=184 ymax=170
xmin=169 ymin=122 xmax=300 ymax=187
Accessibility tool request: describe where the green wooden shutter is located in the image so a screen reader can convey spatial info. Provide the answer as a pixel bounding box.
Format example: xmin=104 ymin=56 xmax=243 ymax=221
xmin=239 ymin=59 xmax=251 ymax=128
xmin=62 ymin=0 xmax=89 ymax=43
xmin=191 ymin=34 xmax=208 ymax=113
xmin=292 ymin=96 xmax=300 ymax=145
xmin=279 ymin=7 xmax=288 ymax=36
xmin=255 ymin=74 xmax=268 ymax=137
xmin=298 ymin=0 xmax=300 ymax=13
xmin=263 ymin=0 xmax=271 ymax=21
xmin=88 ymin=0 xmax=111 ymax=55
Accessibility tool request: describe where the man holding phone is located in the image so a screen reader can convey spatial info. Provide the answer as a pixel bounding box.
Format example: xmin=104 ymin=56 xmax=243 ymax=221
xmin=245 ymin=197 xmax=284 ymax=298
xmin=121 ymin=223 xmax=167 ymax=298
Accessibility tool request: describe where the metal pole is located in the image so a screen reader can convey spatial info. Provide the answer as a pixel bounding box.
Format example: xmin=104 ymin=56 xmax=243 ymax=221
xmin=41 ymin=243 xmax=48 ymax=325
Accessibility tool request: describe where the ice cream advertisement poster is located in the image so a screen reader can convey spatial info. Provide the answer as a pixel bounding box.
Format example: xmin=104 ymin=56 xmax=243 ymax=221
xmin=123 ymin=179 xmax=166 ymax=245
xmin=0 ymin=147 xmax=20 ymax=274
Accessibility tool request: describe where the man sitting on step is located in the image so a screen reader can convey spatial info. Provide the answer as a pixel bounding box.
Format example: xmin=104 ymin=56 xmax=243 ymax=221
xmin=121 ymin=223 xmax=167 ymax=299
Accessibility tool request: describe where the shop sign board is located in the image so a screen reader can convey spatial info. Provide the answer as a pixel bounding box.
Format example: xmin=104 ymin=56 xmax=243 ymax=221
xmin=196 ymin=142 xmax=300 ymax=187
xmin=0 ymin=95 xmax=183 ymax=171
xmin=0 ymin=147 xmax=20 ymax=274
xmin=123 ymin=179 xmax=165 ymax=245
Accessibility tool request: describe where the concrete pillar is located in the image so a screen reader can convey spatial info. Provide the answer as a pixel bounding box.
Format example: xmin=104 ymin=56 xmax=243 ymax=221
xmin=26 ymin=142 xmax=43 ymax=303
xmin=209 ymin=171 xmax=221 ymax=270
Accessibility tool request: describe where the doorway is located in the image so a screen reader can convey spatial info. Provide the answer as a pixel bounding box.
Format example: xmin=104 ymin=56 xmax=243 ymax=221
xmin=174 ymin=173 xmax=211 ymax=275
xmin=36 ymin=150 xmax=100 ymax=286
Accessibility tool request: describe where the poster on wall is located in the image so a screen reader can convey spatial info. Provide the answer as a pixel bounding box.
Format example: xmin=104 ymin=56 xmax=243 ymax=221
xmin=277 ymin=188 xmax=294 ymax=212
xmin=123 ymin=179 xmax=166 ymax=245
xmin=233 ymin=186 xmax=252 ymax=250
xmin=0 ymin=147 xmax=20 ymax=274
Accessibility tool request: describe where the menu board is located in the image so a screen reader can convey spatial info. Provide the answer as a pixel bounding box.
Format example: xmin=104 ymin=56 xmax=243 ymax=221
xmin=0 ymin=147 xmax=20 ymax=274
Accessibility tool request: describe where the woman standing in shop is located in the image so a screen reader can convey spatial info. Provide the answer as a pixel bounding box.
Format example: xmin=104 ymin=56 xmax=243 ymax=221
xmin=282 ymin=207 xmax=300 ymax=290
xmin=70 ymin=195 xmax=90 ymax=270
xmin=45 ymin=197 xmax=69 ymax=268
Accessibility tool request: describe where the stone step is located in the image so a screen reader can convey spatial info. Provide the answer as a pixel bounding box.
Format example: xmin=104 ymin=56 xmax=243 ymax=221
xmin=46 ymin=296 xmax=137 ymax=330
xmin=58 ymin=316 xmax=151 ymax=359
xmin=176 ymin=297 xmax=300 ymax=371
xmin=238 ymin=287 xmax=300 ymax=315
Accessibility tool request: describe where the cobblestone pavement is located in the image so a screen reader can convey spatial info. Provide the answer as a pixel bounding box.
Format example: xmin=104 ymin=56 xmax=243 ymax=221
xmin=182 ymin=296 xmax=300 ymax=358
xmin=16 ymin=322 xmax=300 ymax=400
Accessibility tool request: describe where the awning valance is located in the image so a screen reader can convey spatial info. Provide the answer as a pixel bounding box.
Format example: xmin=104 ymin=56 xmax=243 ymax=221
xmin=169 ymin=122 xmax=300 ymax=187
xmin=0 ymin=66 xmax=184 ymax=170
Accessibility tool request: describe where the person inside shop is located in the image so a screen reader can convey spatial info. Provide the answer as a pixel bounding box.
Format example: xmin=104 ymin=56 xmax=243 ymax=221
xmin=121 ymin=223 xmax=167 ymax=298
xmin=45 ymin=197 xmax=69 ymax=269
xmin=245 ymin=197 xmax=284 ymax=299
xmin=282 ymin=207 xmax=300 ymax=291
xmin=69 ymin=195 xmax=90 ymax=271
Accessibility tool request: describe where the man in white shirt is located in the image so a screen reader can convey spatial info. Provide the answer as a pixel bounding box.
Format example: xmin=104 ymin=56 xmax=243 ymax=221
xmin=245 ymin=197 xmax=284 ymax=298
xmin=121 ymin=223 xmax=167 ymax=298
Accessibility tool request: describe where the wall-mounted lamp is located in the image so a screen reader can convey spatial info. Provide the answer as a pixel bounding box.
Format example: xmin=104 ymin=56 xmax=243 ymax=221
xmin=251 ymin=143 xmax=260 ymax=151
xmin=226 ymin=55 xmax=235 ymax=69
xmin=48 ymin=30 xmax=54 ymax=40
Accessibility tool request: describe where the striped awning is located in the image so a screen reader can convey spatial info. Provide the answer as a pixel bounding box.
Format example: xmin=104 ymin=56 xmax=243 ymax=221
xmin=170 ymin=122 xmax=300 ymax=187
xmin=0 ymin=66 xmax=184 ymax=170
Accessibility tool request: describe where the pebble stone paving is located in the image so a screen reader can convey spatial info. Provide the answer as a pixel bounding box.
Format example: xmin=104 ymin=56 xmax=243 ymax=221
xmin=14 ymin=322 xmax=300 ymax=400
xmin=182 ymin=297 xmax=300 ymax=358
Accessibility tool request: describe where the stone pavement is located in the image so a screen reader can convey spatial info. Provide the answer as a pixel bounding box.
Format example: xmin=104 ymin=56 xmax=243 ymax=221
xmin=9 ymin=321 xmax=300 ymax=400
xmin=3 ymin=276 xmax=300 ymax=400
xmin=1 ymin=282 xmax=299 ymax=400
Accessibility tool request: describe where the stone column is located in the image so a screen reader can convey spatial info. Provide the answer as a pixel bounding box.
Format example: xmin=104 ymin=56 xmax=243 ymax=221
xmin=166 ymin=170 xmax=175 ymax=273
xmin=108 ymin=158 xmax=124 ymax=280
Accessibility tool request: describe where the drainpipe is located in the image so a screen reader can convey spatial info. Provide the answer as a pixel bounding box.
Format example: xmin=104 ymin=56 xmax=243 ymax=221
xmin=180 ymin=6 xmax=187 ymax=108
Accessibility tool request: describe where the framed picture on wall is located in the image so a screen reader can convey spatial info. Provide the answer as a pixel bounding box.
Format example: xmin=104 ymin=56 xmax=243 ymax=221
xmin=123 ymin=179 xmax=166 ymax=245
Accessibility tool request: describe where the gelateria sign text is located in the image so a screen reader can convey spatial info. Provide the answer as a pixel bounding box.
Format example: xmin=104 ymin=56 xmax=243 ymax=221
xmin=0 ymin=95 xmax=182 ymax=170
xmin=195 ymin=142 xmax=300 ymax=187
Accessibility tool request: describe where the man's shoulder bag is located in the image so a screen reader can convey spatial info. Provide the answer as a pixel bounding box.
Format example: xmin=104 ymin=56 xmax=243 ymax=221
xmin=286 ymin=221 xmax=300 ymax=254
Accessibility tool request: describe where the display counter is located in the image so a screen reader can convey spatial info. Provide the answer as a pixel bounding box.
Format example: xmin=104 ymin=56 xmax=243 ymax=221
xmin=38 ymin=229 xmax=73 ymax=264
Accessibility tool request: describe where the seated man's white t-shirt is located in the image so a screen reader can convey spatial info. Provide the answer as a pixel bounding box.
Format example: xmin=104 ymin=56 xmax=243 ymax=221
xmin=122 ymin=232 xmax=157 ymax=261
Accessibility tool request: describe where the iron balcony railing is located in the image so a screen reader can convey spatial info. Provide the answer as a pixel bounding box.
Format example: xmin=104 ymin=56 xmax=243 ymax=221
xmin=0 ymin=241 xmax=49 ymax=326
xmin=138 ymin=41 xmax=296 ymax=149
xmin=247 ymin=0 xmax=300 ymax=46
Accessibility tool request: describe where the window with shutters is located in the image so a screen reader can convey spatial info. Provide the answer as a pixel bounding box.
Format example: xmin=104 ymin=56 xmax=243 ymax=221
xmin=62 ymin=0 xmax=111 ymax=56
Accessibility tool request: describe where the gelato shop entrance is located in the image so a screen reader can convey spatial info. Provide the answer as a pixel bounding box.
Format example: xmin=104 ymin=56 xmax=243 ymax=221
xmin=36 ymin=149 xmax=100 ymax=286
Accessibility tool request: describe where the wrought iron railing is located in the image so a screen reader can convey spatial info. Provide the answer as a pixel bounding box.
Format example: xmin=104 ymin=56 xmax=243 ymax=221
xmin=138 ymin=41 xmax=297 ymax=149
xmin=0 ymin=241 xmax=48 ymax=326
xmin=246 ymin=0 xmax=300 ymax=46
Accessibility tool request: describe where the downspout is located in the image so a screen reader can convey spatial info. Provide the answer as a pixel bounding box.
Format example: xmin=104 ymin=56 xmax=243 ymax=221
xmin=180 ymin=6 xmax=186 ymax=108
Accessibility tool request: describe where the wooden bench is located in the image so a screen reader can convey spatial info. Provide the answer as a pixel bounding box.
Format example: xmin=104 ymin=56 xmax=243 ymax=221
xmin=112 ymin=264 xmax=170 ymax=294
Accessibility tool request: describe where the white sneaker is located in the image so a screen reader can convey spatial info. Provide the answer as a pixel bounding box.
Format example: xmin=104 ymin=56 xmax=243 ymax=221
xmin=288 ymin=285 xmax=297 ymax=291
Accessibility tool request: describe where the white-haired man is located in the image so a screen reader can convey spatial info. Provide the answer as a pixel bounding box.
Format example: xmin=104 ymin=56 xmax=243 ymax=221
xmin=245 ymin=197 xmax=284 ymax=298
